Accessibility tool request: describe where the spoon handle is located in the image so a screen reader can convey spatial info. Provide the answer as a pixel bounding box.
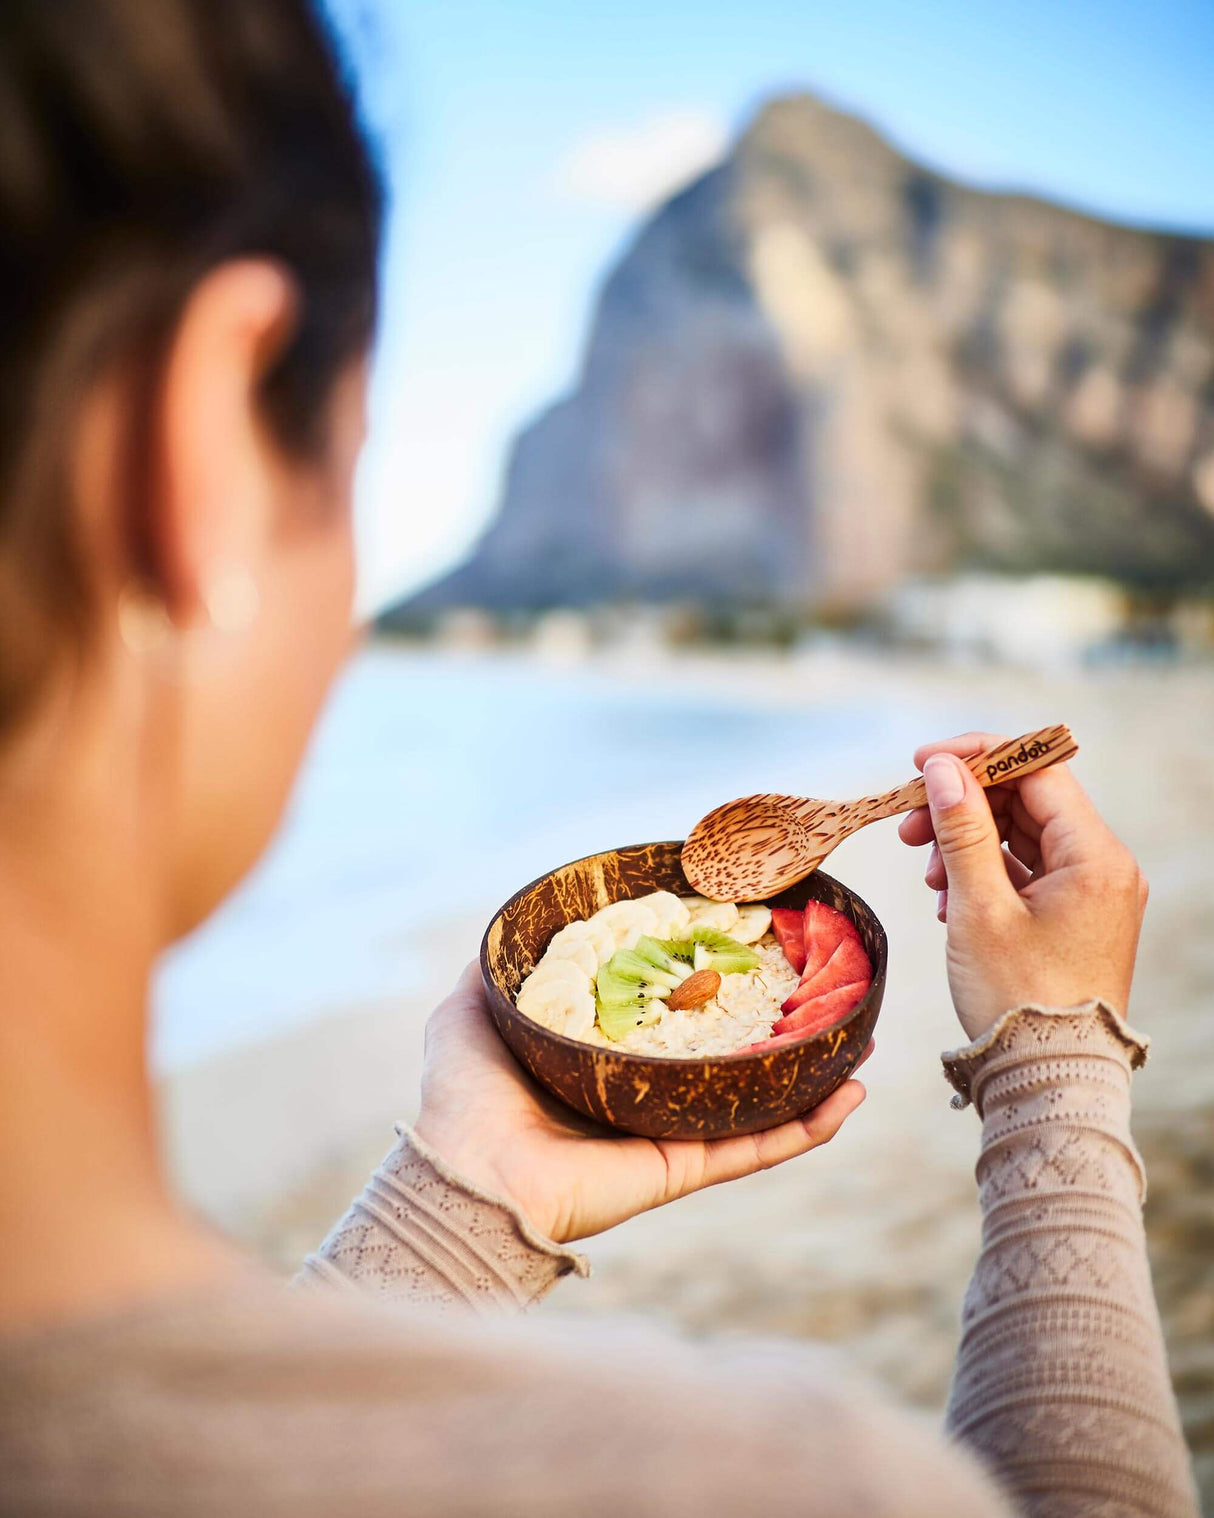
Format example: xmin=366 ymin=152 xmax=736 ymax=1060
xmin=849 ymin=723 xmax=1079 ymax=824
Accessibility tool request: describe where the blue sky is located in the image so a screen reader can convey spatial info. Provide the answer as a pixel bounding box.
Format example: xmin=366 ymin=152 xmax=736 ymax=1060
xmin=328 ymin=0 xmax=1214 ymax=612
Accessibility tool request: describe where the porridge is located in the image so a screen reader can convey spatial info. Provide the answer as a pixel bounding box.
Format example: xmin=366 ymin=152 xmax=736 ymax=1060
xmin=513 ymin=891 xmax=872 ymax=1058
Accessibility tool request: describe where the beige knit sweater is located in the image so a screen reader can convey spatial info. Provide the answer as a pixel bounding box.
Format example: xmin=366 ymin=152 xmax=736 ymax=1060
xmin=0 ymin=1003 xmax=1199 ymax=1517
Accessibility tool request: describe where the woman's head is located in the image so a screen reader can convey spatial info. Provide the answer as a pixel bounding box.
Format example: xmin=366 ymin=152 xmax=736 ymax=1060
xmin=0 ymin=0 xmax=382 ymax=933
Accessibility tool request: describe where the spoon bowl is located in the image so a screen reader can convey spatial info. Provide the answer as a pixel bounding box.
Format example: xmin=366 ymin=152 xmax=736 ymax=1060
xmin=680 ymin=794 xmax=831 ymax=901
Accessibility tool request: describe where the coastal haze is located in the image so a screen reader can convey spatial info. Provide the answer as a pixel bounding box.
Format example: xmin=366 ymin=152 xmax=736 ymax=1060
xmin=159 ymin=14 xmax=1213 ymax=1504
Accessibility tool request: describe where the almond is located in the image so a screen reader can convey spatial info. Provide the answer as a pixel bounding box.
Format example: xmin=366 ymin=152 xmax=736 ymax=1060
xmin=665 ymin=969 xmax=721 ymax=1011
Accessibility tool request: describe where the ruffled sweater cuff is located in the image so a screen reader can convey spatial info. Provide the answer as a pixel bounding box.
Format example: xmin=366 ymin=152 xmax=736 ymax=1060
xmin=942 ymin=998 xmax=1149 ymax=1114
xmin=297 ymin=1126 xmax=588 ymax=1313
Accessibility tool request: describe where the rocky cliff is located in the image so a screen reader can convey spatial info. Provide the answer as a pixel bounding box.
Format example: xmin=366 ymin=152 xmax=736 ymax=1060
xmin=396 ymin=95 xmax=1214 ymax=619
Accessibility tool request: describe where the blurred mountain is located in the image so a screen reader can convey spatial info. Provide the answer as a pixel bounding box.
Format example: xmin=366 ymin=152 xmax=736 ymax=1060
xmin=392 ymin=94 xmax=1214 ymax=621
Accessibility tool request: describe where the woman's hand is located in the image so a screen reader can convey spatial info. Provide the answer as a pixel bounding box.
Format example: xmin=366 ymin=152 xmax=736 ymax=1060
xmin=897 ymin=732 xmax=1148 ymax=1041
xmin=413 ymin=963 xmax=869 ymax=1245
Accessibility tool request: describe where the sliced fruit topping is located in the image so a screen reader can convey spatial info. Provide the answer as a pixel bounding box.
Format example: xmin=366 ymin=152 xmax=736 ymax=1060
xmin=651 ymin=937 xmax=697 ymax=967
xmin=772 ymin=979 xmax=871 ymax=1038
xmin=594 ymin=947 xmax=682 ymax=1041
xmin=646 ymin=891 xmax=693 ymax=938
xmin=597 ymin=949 xmax=682 ymax=1004
xmin=664 ymin=969 xmax=722 ymax=1011
xmin=771 ymin=907 xmax=807 ymax=974
xmin=596 ymin=898 xmax=660 ymax=950
xmin=731 ymin=904 xmax=773 ymax=944
xmin=780 ymin=935 xmax=872 ymax=1014
xmin=632 ymin=935 xmax=690 ymax=979
xmin=802 ymin=900 xmax=863 ymax=985
xmin=682 ymin=897 xmax=740 ymax=933
xmin=728 ymin=1029 xmax=801 ymax=1055
xmin=595 ymin=997 xmax=663 ymax=1042
xmin=688 ymin=925 xmax=761 ymax=976
xmin=547 ymin=917 xmax=615 ymax=967
xmin=522 ymin=958 xmax=594 ymax=991
xmin=539 ymin=935 xmax=599 ymax=978
xmin=516 ymin=978 xmax=597 ymax=1039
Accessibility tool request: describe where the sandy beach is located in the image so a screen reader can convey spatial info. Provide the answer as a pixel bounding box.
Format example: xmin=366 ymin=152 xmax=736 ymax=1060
xmin=161 ymin=644 xmax=1214 ymax=1504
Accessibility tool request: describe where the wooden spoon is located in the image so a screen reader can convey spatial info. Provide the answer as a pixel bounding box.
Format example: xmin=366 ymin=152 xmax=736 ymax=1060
xmin=682 ymin=723 xmax=1078 ymax=902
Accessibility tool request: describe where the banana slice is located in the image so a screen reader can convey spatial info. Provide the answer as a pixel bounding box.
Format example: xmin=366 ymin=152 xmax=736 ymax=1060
xmin=547 ymin=917 xmax=615 ymax=967
xmin=561 ymin=992 xmax=597 ymax=1039
xmin=521 ymin=958 xmax=593 ymax=993
xmin=731 ymin=904 xmax=772 ymax=943
xmin=516 ymin=978 xmax=596 ymax=1037
xmin=540 ymin=937 xmax=598 ymax=978
xmin=584 ymin=921 xmax=617 ymax=963
xmin=645 ymin=890 xmax=693 ymax=938
xmin=593 ymin=898 xmax=660 ymax=950
xmin=619 ymin=916 xmax=661 ymax=950
xmin=689 ymin=899 xmax=739 ymax=933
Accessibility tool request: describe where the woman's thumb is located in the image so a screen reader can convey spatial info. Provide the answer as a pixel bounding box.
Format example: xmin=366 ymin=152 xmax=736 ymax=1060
xmin=922 ymin=754 xmax=1014 ymax=910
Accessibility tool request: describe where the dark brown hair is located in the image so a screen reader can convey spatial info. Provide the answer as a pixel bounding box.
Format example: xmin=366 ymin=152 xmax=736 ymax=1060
xmin=0 ymin=0 xmax=383 ymax=730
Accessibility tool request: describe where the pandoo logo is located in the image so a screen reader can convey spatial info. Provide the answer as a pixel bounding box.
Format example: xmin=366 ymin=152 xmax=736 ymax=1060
xmin=986 ymin=739 xmax=1050 ymax=781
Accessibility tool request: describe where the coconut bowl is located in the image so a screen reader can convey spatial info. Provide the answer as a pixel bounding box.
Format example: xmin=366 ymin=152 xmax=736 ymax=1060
xmin=480 ymin=840 xmax=886 ymax=1140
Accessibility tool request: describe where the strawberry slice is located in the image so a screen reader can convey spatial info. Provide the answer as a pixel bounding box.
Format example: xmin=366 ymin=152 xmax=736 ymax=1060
xmin=801 ymin=900 xmax=862 ymax=986
xmin=730 ymin=1029 xmax=802 ymax=1056
xmin=791 ymin=979 xmax=871 ymax=1036
xmin=771 ymin=978 xmax=871 ymax=1038
xmin=780 ymin=935 xmax=872 ymax=1014
xmin=770 ymin=908 xmax=807 ymax=974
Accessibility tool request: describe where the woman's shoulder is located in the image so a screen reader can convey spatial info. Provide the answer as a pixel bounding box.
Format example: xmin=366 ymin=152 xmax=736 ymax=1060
xmin=0 ymin=1276 xmax=1010 ymax=1518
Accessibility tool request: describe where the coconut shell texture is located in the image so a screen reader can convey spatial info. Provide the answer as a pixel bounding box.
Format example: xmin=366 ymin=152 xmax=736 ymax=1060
xmin=480 ymin=842 xmax=886 ymax=1139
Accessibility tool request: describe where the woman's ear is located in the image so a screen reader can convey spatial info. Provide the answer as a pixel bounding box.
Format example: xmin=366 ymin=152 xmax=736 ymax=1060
xmin=148 ymin=260 xmax=299 ymax=626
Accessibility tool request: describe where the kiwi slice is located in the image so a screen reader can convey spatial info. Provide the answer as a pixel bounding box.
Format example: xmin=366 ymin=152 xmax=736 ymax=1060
xmin=633 ymin=936 xmax=690 ymax=978
xmin=597 ymin=949 xmax=682 ymax=1006
xmin=595 ymin=947 xmax=682 ymax=1042
xmin=689 ymin=925 xmax=761 ymax=976
xmin=650 ymin=937 xmax=697 ymax=967
xmin=596 ymin=998 xmax=663 ymax=1042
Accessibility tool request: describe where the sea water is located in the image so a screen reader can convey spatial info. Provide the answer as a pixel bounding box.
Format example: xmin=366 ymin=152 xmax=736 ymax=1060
xmin=152 ymin=642 xmax=952 ymax=1070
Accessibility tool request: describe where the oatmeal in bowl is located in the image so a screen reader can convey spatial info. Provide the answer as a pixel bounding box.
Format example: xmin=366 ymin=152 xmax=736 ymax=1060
xmin=519 ymin=891 xmax=787 ymax=1056
xmin=513 ymin=888 xmax=873 ymax=1059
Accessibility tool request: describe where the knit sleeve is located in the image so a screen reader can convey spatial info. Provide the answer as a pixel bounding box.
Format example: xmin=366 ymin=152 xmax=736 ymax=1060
xmin=942 ymin=1001 xmax=1198 ymax=1518
xmin=294 ymin=1126 xmax=588 ymax=1313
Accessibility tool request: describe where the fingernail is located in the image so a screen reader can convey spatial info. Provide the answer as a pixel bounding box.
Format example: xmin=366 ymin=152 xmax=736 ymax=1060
xmin=925 ymin=843 xmax=940 ymax=881
xmin=936 ymin=890 xmax=947 ymax=918
xmin=924 ymin=754 xmax=965 ymax=809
